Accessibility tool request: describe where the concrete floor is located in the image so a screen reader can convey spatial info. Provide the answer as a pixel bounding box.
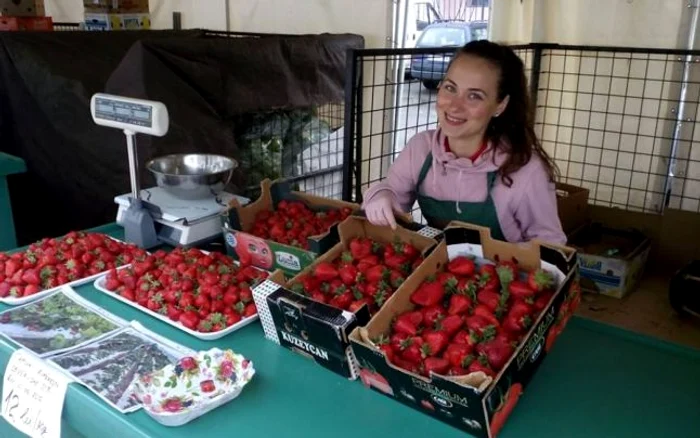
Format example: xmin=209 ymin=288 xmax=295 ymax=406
xmin=576 ymin=270 xmax=700 ymax=350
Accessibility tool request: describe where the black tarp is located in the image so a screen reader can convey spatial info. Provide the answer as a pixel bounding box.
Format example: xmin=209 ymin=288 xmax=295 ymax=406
xmin=0 ymin=30 xmax=363 ymax=245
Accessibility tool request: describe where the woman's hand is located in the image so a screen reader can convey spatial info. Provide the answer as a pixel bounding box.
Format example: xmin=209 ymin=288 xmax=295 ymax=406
xmin=365 ymin=191 xmax=402 ymax=230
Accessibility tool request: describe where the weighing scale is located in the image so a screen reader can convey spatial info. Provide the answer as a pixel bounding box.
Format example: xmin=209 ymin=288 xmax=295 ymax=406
xmin=90 ymin=93 xmax=247 ymax=248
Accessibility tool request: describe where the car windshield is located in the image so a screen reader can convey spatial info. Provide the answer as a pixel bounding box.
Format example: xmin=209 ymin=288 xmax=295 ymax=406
xmin=417 ymin=27 xmax=466 ymax=47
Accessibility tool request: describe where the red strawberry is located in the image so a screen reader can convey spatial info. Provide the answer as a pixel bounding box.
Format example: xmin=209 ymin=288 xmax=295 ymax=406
xmin=348 ymin=298 xmax=370 ymax=313
xmin=423 ymin=357 xmax=450 ymax=376
xmin=465 ymin=315 xmax=497 ymax=341
xmin=447 ymin=256 xmax=476 ymax=277
xmin=399 ymin=337 xmax=424 ymax=364
xmin=120 ymin=288 xmax=136 ymax=301
xmin=422 ymin=330 xmax=450 ymax=357
xmin=534 ymin=291 xmax=554 ymax=312
xmin=0 ymin=282 xmax=10 ymax=298
xmin=349 ymin=238 xmax=373 ymax=259
xmin=477 ymin=290 xmax=501 ymax=312
xmin=437 ymin=314 xmax=463 ymax=336
xmin=503 ymin=301 xmax=534 ymax=333
xmin=365 ymin=265 xmax=388 ymax=283
xmin=239 ymin=286 xmax=253 ymax=303
xmin=477 ymin=337 xmax=515 ymax=371
xmin=394 ymin=311 xmax=423 ymax=336
xmin=527 ymin=269 xmax=554 ymax=292
xmin=166 ymin=304 xmax=183 ymax=322
xmin=443 ymin=343 xmax=474 ymax=368
xmin=385 ymin=253 xmax=410 ymax=274
xmin=226 ymin=312 xmax=242 ymax=326
xmin=357 ymin=255 xmax=380 ymax=273
xmin=509 ymin=280 xmax=536 ymax=300
xmin=410 ymin=277 xmax=444 ymax=307
xmin=23 ymin=284 xmax=41 ymax=297
xmin=468 ymin=358 xmax=496 ymax=377
xmin=389 ymin=270 xmax=405 ymax=289
xmin=473 ymin=305 xmax=501 ymax=327
xmin=313 ymin=262 xmax=338 ymax=281
xmin=448 ymin=293 xmax=472 ymax=315
xmin=20 ymin=269 xmax=40 ymax=286
xmin=338 ymin=264 xmax=358 ymax=286
xmin=421 ymin=305 xmax=445 ymax=327
xmin=179 ymin=311 xmax=200 ymax=330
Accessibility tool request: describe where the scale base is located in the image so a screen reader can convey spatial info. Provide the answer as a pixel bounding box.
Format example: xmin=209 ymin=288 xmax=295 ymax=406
xmin=122 ymin=199 xmax=160 ymax=249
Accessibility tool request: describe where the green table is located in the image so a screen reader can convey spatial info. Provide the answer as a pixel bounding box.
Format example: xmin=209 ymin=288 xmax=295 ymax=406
xmin=1 ymin=224 xmax=699 ymax=438
xmin=0 ymin=152 xmax=26 ymax=251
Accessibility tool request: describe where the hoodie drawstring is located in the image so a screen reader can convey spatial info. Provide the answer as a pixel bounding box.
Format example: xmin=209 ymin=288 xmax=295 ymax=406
xmin=455 ymin=169 xmax=463 ymax=214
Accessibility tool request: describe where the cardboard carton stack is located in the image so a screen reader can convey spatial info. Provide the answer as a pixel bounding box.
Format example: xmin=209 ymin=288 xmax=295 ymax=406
xmin=0 ymin=0 xmax=53 ymax=31
xmin=83 ymin=0 xmax=150 ymax=31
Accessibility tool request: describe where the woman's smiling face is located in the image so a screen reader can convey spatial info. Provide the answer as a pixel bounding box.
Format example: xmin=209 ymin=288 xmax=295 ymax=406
xmin=436 ymin=54 xmax=509 ymax=142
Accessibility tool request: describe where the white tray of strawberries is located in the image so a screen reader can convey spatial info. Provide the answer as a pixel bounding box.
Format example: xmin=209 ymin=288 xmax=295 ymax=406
xmin=375 ymin=256 xmax=561 ymax=379
xmin=94 ymin=247 xmax=268 ymax=341
xmin=0 ymin=231 xmax=148 ymax=306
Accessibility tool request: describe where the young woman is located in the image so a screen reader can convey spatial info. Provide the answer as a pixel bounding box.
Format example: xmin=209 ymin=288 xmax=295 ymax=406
xmin=362 ymin=40 xmax=566 ymax=245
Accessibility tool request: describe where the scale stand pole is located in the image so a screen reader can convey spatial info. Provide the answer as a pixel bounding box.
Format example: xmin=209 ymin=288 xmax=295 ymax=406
xmin=121 ymin=129 xmax=159 ymax=249
xmin=125 ymin=130 xmax=140 ymax=200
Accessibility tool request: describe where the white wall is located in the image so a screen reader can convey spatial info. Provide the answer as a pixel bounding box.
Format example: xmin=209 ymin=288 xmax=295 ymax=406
xmin=491 ymin=0 xmax=685 ymax=49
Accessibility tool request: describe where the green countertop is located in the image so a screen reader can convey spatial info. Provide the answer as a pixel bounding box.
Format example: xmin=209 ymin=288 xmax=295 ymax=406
xmin=1 ymin=224 xmax=700 ymax=438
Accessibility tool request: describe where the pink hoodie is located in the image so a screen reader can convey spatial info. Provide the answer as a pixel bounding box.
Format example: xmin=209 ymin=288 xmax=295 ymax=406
xmin=362 ymin=128 xmax=566 ymax=245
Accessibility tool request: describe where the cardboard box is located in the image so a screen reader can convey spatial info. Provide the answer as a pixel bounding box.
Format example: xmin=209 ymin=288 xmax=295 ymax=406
xmin=222 ymin=179 xmax=362 ymax=276
xmin=251 ymin=216 xmax=441 ymax=379
xmin=555 ymin=182 xmax=590 ymax=234
xmin=349 ymin=221 xmax=579 ymax=437
xmin=0 ymin=0 xmax=44 ymax=17
xmin=84 ymin=12 xmax=150 ymax=30
xmin=83 ymin=0 xmax=148 ymax=13
xmin=0 ymin=15 xmax=51 ymax=30
xmin=568 ymin=223 xmax=650 ymax=298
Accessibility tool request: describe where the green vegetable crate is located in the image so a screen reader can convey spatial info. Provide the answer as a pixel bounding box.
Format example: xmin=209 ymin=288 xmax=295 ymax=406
xmin=221 ymin=178 xmax=360 ymax=276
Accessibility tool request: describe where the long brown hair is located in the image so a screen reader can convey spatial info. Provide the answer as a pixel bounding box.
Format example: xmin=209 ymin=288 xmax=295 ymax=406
xmin=446 ymin=40 xmax=559 ymax=186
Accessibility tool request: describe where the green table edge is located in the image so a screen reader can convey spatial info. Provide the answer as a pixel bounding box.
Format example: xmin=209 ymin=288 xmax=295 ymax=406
xmin=1 ymin=222 xmax=699 ymax=438
xmin=0 ymin=153 xmax=26 ymax=177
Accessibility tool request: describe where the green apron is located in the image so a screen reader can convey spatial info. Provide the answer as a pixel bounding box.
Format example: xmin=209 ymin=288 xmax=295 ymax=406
xmin=416 ymin=152 xmax=506 ymax=240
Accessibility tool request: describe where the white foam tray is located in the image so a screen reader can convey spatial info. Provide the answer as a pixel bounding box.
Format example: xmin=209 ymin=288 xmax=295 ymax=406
xmin=93 ymin=275 xmax=259 ymax=341
xmin=1 ymin=237 xmax=136 ymax=307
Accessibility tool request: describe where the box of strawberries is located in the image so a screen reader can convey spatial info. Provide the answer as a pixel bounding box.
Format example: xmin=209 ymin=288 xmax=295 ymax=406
xmin=221 ymin=179 xmax=360 ymax=276
xmin=349 ymin=221 xmax=580 ymax=438
xmin=251 ymin=216 xmax=441 ymax=379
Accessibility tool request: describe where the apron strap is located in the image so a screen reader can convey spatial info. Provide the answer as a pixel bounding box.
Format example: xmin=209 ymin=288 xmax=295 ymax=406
xmin=416 ymin=152 xmax=433 ymax=188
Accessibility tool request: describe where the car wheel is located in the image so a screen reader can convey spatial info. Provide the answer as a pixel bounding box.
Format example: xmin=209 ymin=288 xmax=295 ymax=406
xmin=422 ymin=80 xmax=439 ymax=90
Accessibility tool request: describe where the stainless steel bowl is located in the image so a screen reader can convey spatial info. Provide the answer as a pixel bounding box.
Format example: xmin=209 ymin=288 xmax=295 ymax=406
xmin=145 ymin=154 xmax=238 ymax=200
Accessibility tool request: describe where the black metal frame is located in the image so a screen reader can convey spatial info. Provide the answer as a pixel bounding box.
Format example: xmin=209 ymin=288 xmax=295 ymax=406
xmin=342 ymin=42 xmax=700 ymax=216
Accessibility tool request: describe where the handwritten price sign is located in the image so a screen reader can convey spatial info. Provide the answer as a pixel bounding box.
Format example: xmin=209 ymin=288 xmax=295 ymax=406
xmin=2 ymin=349 xmax=71 ymax=438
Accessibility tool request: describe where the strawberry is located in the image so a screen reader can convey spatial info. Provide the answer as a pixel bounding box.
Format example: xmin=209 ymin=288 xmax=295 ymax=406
xmin=422 ymin=330 xmax=450 ymax=356
xmin=179 ymin=311 xmax=200 ymax=330
xmin=349 ymin=298 xmax=370 ymax=313
xmin=338 ymin=264 xmax=358 ymax=286
xmin=349 ymin=238 xmax=373 ymax=259
xmin=20 ymin=269 xmax=40 ymax=286
xmin=394 ymin=311 xmax=423 ymax=335
xmin=465 ymin=315 xmax=497 ymax=342
xmin=534 ymin=291 xmax=554 ymax=312
xmin=447 ymin=256 xmax=476 ymax=277
xmin=448 ymin=293 xmax=472 ymax=315
xmin=527 ymin=269 xmax=554 ymax=292
xmin=120 ymin=288 xmax=136 ymax=301
xmin=443 ymin=343 xmax=474 ymax=368
xmin=473 ymin=305 xmax=501 ymax=327
xmin=166 ymin=304 xmax=182 ymax=322
xmin=477 ymin=337 xmax=515 ymax=371
xmin=385 ymin=253 xmax=410 ymax=274
xmin=422 ymin=357 xmax=450 ymax=376
xmin=508 ymin=280 xmax=536 ymax=300
xmin=421 ymin=305 xmax=445 ymax=327
xmin=410 ymin=277 xmax=444 ymax=307
xmin=313 ymin=262 xmax=338 ymax=281
xmin=226 ymin=312 xmax=242 ymax=326
xmin=23 ymin=284 xmax=41 ymax=297
xmin=0 ymin=282 xmax=10 ymax=298
xmin=437 ymin=314 xmax=463 ymax=336
xmin=399 ymin=337 xmax=424 ymax=364
xmin=477 ymin=290 xmax=501 ymax=312
xmin=503 ymin=301 xmax=534 ymax=334
xmin=4 ymin=259 xmax=19 ymax=278
xmin=468 ymin=357 xmax=496 ymax=377
xmin=239 ymin=286 xmax=253 ymax=303
xmin=389 ymin=270 xmax=405 ymax=289
xmin=365 ymin=265 xmax=389 ymax=283
xmin=329 ymin=291 xmax=353 ymax=310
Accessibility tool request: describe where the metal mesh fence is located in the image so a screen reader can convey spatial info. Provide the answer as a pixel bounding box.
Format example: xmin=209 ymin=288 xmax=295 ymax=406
xmin=344 ymin=43 xmax=700 ymax=219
